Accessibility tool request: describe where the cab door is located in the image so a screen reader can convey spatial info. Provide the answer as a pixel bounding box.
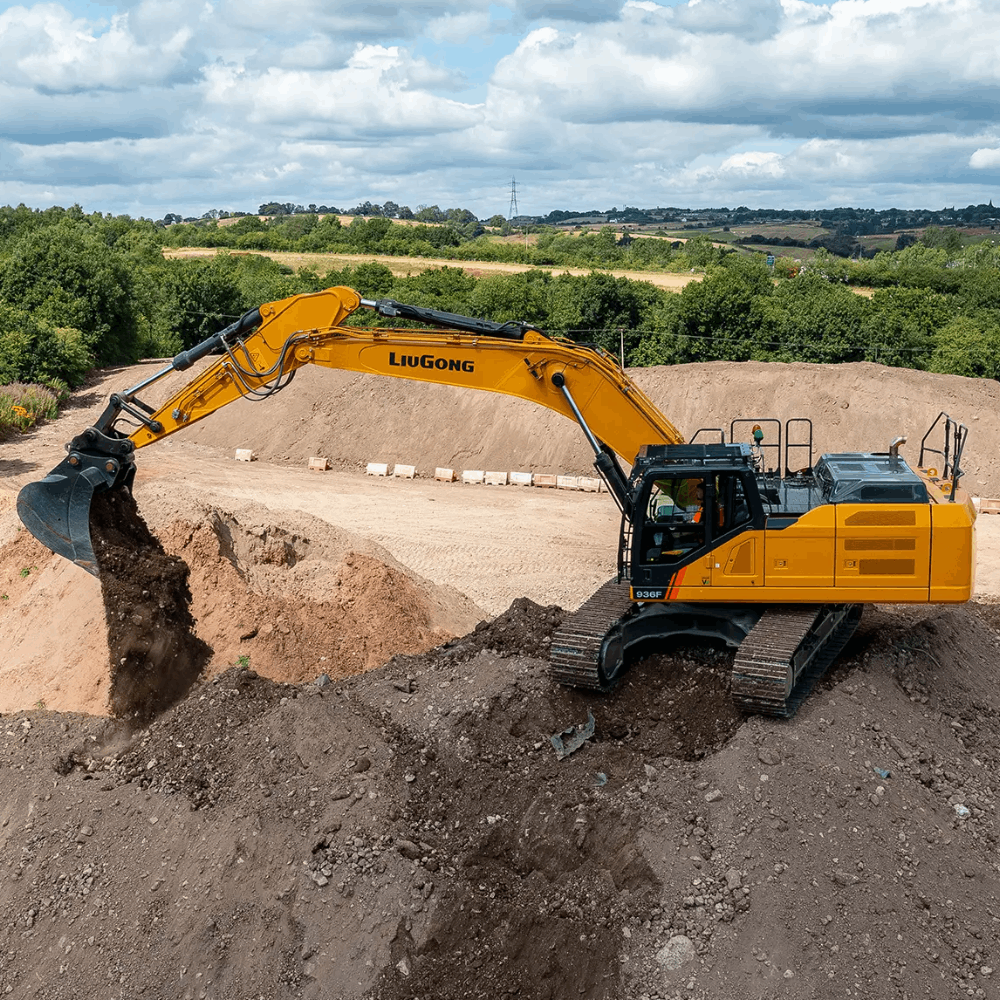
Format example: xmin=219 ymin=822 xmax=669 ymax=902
xmin=709 ymin=473 xmax=763 ymax=588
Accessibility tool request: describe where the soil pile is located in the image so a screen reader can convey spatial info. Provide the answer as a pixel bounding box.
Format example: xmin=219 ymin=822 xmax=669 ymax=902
xmin=0 ymin=598 xmax=997 ymax=999
xmin=90 ymin=487 xmax=211 ymax=722
xmin=171 ymin=360 xmax=1000 ymax=494
xmin=0 ymin=497 xmax=484 ymax=715
xmin=158 ymin=513 xmax=465 ymax=683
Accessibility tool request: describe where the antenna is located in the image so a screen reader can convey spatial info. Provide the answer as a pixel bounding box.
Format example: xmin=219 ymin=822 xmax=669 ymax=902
xmin=508 ymin=177 xmax=518 ymax=221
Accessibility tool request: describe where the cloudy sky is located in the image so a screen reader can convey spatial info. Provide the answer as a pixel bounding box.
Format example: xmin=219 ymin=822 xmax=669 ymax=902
xmin=0 ymin=0 xmax=998 ymax=219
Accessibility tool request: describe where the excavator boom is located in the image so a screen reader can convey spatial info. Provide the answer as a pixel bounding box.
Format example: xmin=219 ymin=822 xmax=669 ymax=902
xmin=17 ymin=285 xmax=682 ymax=575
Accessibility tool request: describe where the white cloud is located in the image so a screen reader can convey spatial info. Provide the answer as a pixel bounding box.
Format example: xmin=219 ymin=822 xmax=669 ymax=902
xmin=492 ymin=0 xmax=1000 ymax=134
xmin=212 ymin=0 xmax=480 ymax=41
xmin=0 ymin=3 xmax=194 ymax=91
xmin=1 ymin=0 xmax=999 ymax=216
xmin=970 ymin=147 xmax=1000 ymax=171
xmin=716 ymin=151 xmax=786 ymax=178
xmin=201 ymin=45 xmax=481 ymax=139
xmin=425 ymin=9 xmax=493 ymax=44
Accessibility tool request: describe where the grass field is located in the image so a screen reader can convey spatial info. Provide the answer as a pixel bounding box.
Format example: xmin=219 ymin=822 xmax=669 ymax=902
xmin=737 ymin=243 xmax=819 ymax=262
xmin=728 ymin=223 xmax=827 ymax=243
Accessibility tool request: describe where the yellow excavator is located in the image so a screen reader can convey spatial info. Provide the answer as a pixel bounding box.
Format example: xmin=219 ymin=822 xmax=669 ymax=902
xmin=16 ymin=286 xmax=976 ymax=717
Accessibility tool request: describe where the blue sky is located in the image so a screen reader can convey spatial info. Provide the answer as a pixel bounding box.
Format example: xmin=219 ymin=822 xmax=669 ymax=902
xmin=0 ymin=0 xmax=997 ymax=219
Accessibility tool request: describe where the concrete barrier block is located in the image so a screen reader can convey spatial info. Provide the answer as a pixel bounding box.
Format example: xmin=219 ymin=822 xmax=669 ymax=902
xmin=509 ymin=471 xmax=533 ymax=487
xmin=393 ymin=464 xmax=416 ymax=479
xmin=366 ymin=462 xmax=389 ymax=477
xmin=485 ymin=471 xmax=508 ymax=486
xmin=557 ymin=475 xmax=581 ymax=490
xmin=434 ymin=467 xmax=457 ymax=482
xmin=308 ymin=457 xmax=330 ymax=471
xmin=579 ymin=476 xmax=602 ymax=492
xmin=462 ymin=470 xmax=485 ymax=484
xmin=533 ymin=474 xmax=557 ymax=489
xmin=234 ymin=449 xmax=256 ymax=462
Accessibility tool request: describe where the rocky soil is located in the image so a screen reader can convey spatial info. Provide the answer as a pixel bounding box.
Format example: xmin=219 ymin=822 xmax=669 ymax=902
xmin=0 ymin=357 xmax=999 ymax=998
xmin=0 ymin=598 xmax=998 ymax=999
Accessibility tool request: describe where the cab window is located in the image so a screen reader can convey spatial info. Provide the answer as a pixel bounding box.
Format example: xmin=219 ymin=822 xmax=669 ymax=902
xmin=642 ymin=477 xmax=706 ymax=565
xmin=639 ymin=473 xmax=753 ymax=567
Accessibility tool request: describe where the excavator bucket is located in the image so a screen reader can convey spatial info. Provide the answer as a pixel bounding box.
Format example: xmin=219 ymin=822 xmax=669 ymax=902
xmin=16 ymin=427 xmax=136 ymax=576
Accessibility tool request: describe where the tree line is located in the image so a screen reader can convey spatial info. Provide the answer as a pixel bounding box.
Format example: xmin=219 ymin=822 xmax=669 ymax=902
xmin=3 ymin=203 xmax=1000 ymax=397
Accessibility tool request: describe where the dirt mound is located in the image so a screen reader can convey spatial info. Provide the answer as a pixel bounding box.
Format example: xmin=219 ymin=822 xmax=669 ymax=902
xmin=0 ymin=599 xmax=997 ymax=998
xmin=0 ymin=496 xmax=483 ymax=715
xmin=165 ymin=360 xmax=1000 ymax=493
xmin=159 ymin=514 xmax=461 ymax=684
xmin=443 ymin=595 xmax=568 ymax=661
xmin=90 ymin=488 xmax=211 ymax=722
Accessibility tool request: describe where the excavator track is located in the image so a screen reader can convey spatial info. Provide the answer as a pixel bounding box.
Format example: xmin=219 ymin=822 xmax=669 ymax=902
xmin=731 ymin=604 xmax=863 ymax=718
xmin=549 ymin=578 xmax=635 ymax=691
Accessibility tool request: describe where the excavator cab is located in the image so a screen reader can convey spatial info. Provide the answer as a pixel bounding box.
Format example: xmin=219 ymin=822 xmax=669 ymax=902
xmin=624 ymin=444 xmax=764 ymax=592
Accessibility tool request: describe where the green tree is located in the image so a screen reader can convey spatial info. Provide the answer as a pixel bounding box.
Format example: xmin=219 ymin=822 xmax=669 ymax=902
xmin=762 ymin=273 xmax=867 ymax=362
xmin=659 ymin=256 xmax=776 ymax=361
xmin=468 ymin=271 xmax=553 ymax=327
xmin=861 ymin=286 xmax=950 ymax=367
xmin=0 ymin=220 xmax=139 ymax=364
xmin=927 ymin=316 xmax=1000 ymax=378
xmin=546 ymin=271 xmax=664 ymax=359
xmin=0 ymin=303 xmax=93 ymax=386
xmin=320 ymin=261 xmax=395 ymax=299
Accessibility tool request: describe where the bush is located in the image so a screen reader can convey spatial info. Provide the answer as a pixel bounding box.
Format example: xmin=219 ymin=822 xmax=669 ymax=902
xmin=0 ymin=383 xmax=61 ymax=439
xmin=928 ymin=317 xmax=1000 ymax=378
xmin=0 ymin=304 xmax=94 ymax=387
xmin=0 ymin=220 xmax=139 ymax=365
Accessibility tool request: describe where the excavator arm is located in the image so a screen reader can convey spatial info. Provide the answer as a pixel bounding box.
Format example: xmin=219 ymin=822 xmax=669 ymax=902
xmin=17 ymin=285 xmax=683 ymax=575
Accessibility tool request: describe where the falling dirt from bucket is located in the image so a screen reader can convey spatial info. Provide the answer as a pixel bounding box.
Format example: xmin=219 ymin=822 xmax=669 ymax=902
xmin=89 ymin=487 xmax=211 ymax=723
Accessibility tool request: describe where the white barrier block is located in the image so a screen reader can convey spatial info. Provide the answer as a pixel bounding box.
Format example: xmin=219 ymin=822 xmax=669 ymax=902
xmin=485 ymin=471 xmax=508 ymax=486
xmin=462 ymin=470 xmax=485 ymax=484
xmin=579 ymin=477 xmax=602 ymax=492
xmin=509 ymin=471 xmax=533 ymax=487
xmin=434 ymin=467 xmax=457 ymax=482
xmin=533 ymin=474 xmax=557 ymax=489
xmin=557 ymin=475 xmax=581 ymax=490
xmin=366 ymin=462 xmax=389 ymax=477
xmin=308 ymin=457 xmax=330 ymax=471
xmin=234 ymin=449 xmax=256 ymax=462
xmin=393 ymin=464 xmax=416 ymax=479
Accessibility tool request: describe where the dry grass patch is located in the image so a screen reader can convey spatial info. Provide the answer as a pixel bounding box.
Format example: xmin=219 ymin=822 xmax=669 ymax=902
xmin=161 ymin=248 xmax=704 ymax=290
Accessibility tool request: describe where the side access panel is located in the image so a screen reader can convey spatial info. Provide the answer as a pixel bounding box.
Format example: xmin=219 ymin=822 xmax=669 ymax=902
xmin=834 ymin=503 xmax=930 ymax=594
xmin=763 ymin=506 xmax=835 ymax=589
